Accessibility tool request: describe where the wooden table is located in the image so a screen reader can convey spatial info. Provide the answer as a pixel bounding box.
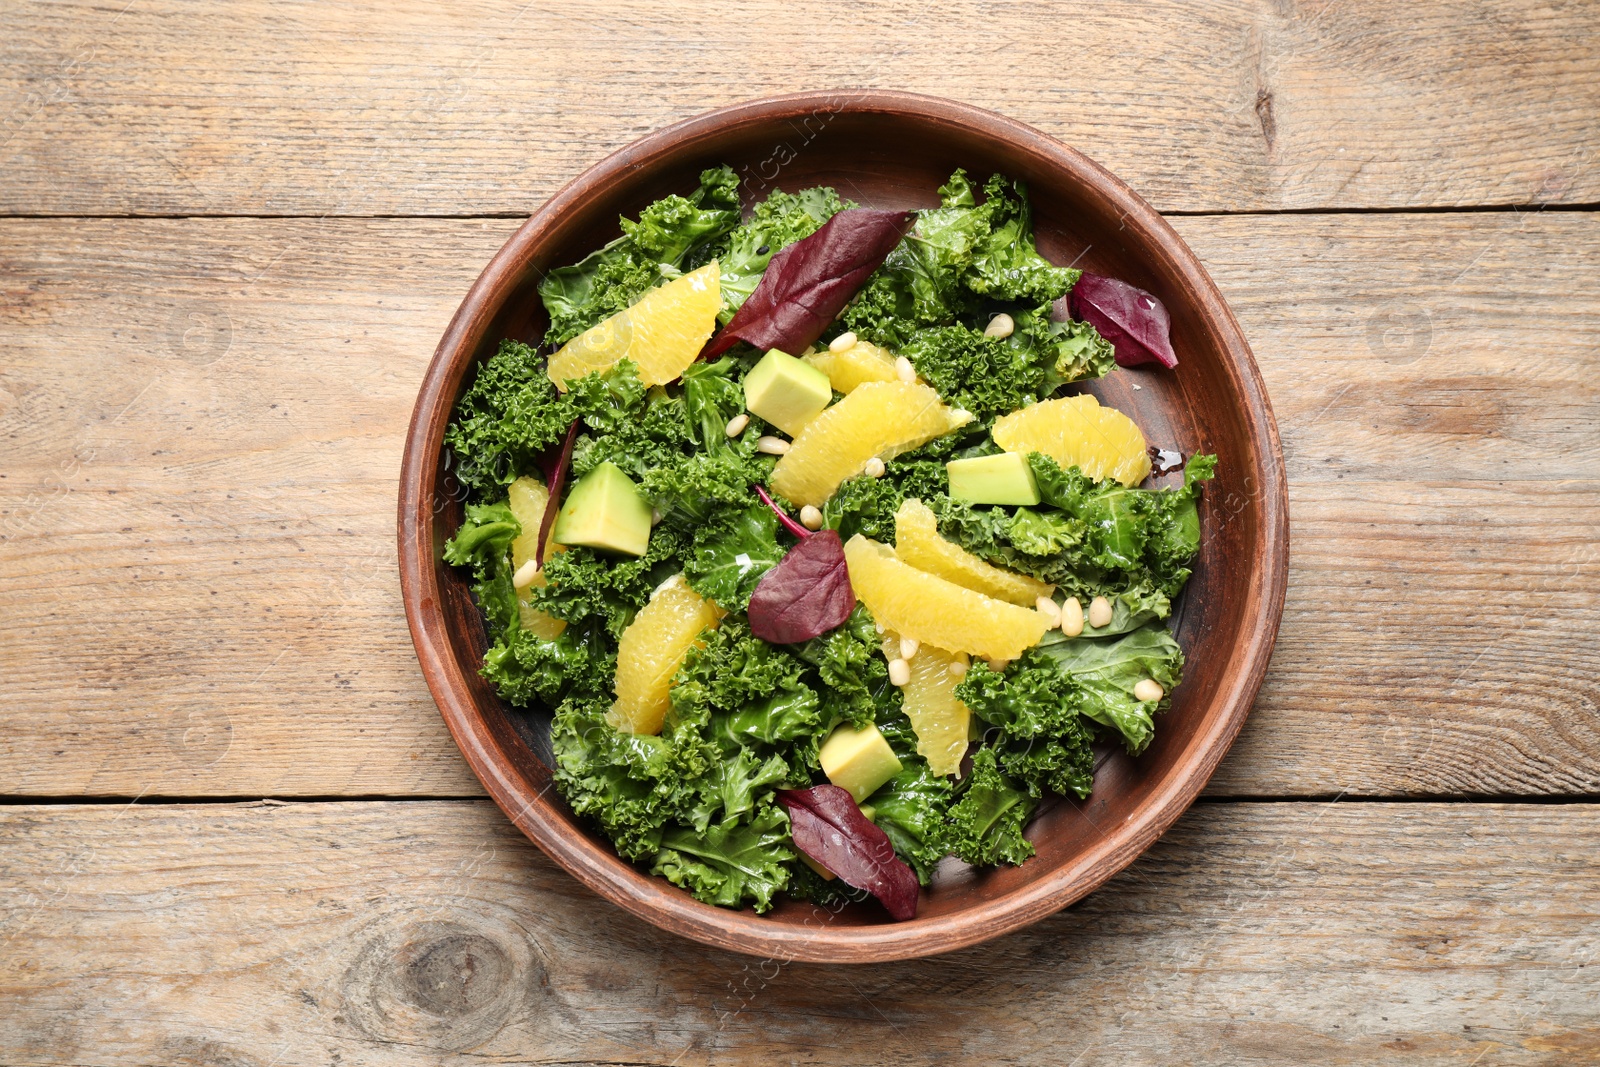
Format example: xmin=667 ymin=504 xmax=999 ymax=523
xmin=2 ymin=2 xmax=1597 ymax=1063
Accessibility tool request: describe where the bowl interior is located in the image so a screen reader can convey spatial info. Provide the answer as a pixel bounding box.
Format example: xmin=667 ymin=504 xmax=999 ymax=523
xmin=402 ymin=93 xmax=1285 ymax=961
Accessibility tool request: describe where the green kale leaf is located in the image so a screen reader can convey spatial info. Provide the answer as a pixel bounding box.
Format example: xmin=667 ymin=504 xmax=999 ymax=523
xmin=947 ymin=746 xmax=1037 ymax=867
xmin=957 ymin=651 xmax=1095 ymax=799
xmin=651 ymin=801 xmax=795 ymax=912
xmin=443 ymin=340 xmax=577 ymax=500
xmin=681 ymin=503 xmax=783 ymax=611
xmin=1034 ymin=624 xmax=1185 ymax=755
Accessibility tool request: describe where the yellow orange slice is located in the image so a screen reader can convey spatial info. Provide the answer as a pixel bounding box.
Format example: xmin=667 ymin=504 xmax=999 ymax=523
xmin=505 ymin=475 xmax=566 ymax=639
xmin=608 ymin=576 xmax=723 ymax=735
xmin=992 ymin=393 xmax=1151 ymax=486
xmin=547 ymin=262 xmax=720 ymax=390
xmin=894 ymin=498 xmax=1054 ymax=607
xmin=885 ymin=632 xmax=972 ymax=776
xmin=843 ymin=535 xmax=1049 ymax=662
xmin=770 ymin=382 xmax=972 ymax=508
xmin=803 ymin=340 xmax=900 ymax=394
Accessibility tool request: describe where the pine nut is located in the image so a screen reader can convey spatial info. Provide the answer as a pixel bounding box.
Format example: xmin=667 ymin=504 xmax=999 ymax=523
xmin=986 ymin=656 xmax=1012 ymax=673
xmin=756 ymin=435 xmax=790 ymax=455
xmin=799 ymin=505 xmax=824 ymax=531
xmin=1035 ymin=596 xmax=1062 ymax=627
xmin=947 ymin=659 xmax=968 ymax=678
xmin=899 ymin=636 xmax=920 ymax=660
xmin=650 ymin=508 xmax=663 ymax=526
xmin=829 ymin=331 xmax=857 ymax=353
xmin=725 ymin=413 xmax=750 ymax=437
xmin=895 ymin=355 xmax=916 ymax=383
xmin=888 ymin=658 xmax=912 ymax=686
xmin=984 ymin=313 xmax=1015 ymax=339
xmin=874 ymin=620 xmax=885 ymax=634
xmin=511 ymin=559 xmax=539 ymax=589
xmin=864 ymin=457 xmax=886 ymax=478
xmin=1061 ymin=596 xmax=1084 ymax=637
xmin=1088 ymin=595 xmax=1113 ymax=629
xmin=1133 ymin=678 xmax=1165 ymax=702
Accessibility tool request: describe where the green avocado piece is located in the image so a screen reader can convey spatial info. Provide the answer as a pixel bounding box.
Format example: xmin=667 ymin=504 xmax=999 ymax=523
xmin=947 ymin=452 xmax=1042 ymax=506
xmin=819 ymin=722 xmax=903 ymax=803
xmin=550 ymin=461 xmax=653 ymax=557
xmin=743 ymin=348 xmax=833 ymax=436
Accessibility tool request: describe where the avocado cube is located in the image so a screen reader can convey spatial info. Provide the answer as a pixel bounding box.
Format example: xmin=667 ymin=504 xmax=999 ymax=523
xmin=551 ymin=461 xmax=653 ymax=557
xmin=819 ymin=723 xmax=903 ymax=803
xmin=743 ymin=348 xmax=833 ymax=436
xmin=947 ymin=452 xmax=1042 ymax=506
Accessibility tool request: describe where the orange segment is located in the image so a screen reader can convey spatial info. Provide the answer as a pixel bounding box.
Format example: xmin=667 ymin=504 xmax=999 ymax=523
xmin=770 ymin=382 xmax=972 ymax=508
xmin=843 ymin=534 xmax=1049 ymax=662
xmin=884 ymin=632 xmax=971 ymax=776
xmin=803 ymin=340 xmax=900 ymax=393
xmin=894 ymin=498 xmax=1054 ymax=607
xmin=548 ymin=262 xmax=720 ymax=389
xmin=608 ymin=576 xmax=724 ymax=735
xmin=506 ymin=475 xmax=566 ymax=639
xmin=992 ymin=393 xmax=1152 ymax=486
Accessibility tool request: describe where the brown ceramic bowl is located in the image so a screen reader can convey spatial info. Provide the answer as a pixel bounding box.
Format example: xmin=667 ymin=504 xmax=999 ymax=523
xmin=399 ymin=91 xmax=1287 ymax=962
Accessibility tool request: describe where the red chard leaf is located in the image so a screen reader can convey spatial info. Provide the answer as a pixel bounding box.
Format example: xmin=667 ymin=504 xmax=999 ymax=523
xmin=535 ymin=417 xmax=580 ymax=567
xmin=746 ymin=529 xmax=855 ymax=644
xmin=777 ymin=784 xmax=919 ymax=921
xmin=1068 ymin=272 xmax=1179 ymax=369
xmin=702 ymin=208 xmax=915 ymax=359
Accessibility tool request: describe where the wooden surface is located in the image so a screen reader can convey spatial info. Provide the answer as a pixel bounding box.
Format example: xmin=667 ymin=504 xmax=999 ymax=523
xmin=1 ymin=0 xmax=1597 ymax=1061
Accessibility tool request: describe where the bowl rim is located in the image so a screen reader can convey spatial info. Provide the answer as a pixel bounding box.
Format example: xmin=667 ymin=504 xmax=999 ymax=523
xmin=398 ymin=89 xmax=1289 ymax=963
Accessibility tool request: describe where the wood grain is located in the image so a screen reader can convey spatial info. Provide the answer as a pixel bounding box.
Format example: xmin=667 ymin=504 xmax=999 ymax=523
xmin=1 ymin=212 xmax=1595 ymax=799
xmin=1 ymin=799 xmax=1596 ymax=1064
xmin=0 ymin=0 xmax=1596 ymax=216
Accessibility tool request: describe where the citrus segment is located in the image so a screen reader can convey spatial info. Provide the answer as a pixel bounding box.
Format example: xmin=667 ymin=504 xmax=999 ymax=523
xmin=992 ymin=393 xmax=1152 ymax=486
xmin=770 ymin=382 xmax=972 ymax=508
xmin=547 ymin=262 xmax=721 ymax=390
xmin=505 ymin=475 xmax=566 ymax=639
xmin=843 ymin=535 xmax=1049 ymax=662
xmin=608 ymin=575 xmax=723 ymax=735
xmin=803 ymin=340 xmax=900 ymax=394
xmin=894 ymin=498 xmax=1054 ymax=607
xmin=884 ymin=632 xmax=971 ymax=776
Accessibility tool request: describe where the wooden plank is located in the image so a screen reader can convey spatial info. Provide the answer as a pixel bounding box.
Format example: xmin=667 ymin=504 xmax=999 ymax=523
xmin=0 ymin=213 xmax=1595 ymax=798
xmin=1 ymin=799 xmax=1595 ymax=1064
xmin=1 ymin=0 xmax=1596 ymax=216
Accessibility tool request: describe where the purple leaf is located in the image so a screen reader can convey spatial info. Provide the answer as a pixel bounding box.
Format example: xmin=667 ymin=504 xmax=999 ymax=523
xmin=1068 ymin=273 xmax=1179 ymax=369
xmin=702 ymin=208 xmax=915 ymax=359
xmin=535 ymin=417 xmax=580 ymax=567
xmin=776 ymin=784 xmax=919 ymax=921
xmin=746 ymin=529 xmax=855 ymax=644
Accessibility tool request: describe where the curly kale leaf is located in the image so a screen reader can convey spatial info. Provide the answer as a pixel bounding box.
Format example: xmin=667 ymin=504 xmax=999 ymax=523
xmin=681 ymin=503 xmax=783 ymax=611
xmin=532 ymin=529 xmax=684 ymax=637
xmin=651 ymin=801 xmax=794 ymax=912
xmin=1027 ymin=451 xmax=1217 ymax=599
xmin=443 ymin=340 xmax=577 ymax=501
xmin=901 ymin=325 xmax=1046 ymax=421
xmin=819 ymin=457 xmax=949 ymax=542
xmin=838 ymin=170 xmax=1080 ymax=349
xmin=792 ymin=604 xmax=895 ymax=729
xmin=540 ymin=166 xmax=742 ymax=346
xmin=947 ymin=746 xmax=1037 ymax=867
xmin=482 ymin=618 xmax=614 ymax=708
xmin=1013 ymin=311 xmax=1118 ymax=391
xmin=715 ymin=185 xmax=849 ymax=322
xmin=551 ymin=697 xmax=686 ymax=860
xmin=680 ymin=357 xmax=748 ymax=450
xmin=958 ymin=651 xmax=1095 ymax=799
xmin=1034 ymin=623 xmax=1184 ymax=755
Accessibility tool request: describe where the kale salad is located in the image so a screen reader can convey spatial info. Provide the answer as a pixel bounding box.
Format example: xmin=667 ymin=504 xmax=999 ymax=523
xmin=443 ymin=166 xmax=1214 ymax=920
